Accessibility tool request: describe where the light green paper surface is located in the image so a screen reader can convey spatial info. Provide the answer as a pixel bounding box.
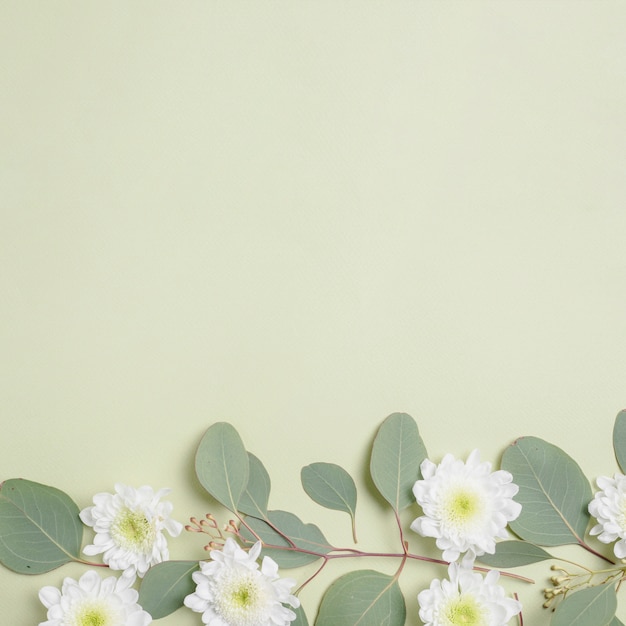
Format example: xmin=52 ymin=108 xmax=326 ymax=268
xmin=2 ymin=2 xmax=626 ymax=623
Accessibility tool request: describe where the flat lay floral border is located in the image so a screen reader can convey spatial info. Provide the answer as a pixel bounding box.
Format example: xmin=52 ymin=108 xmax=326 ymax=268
xmin=2 ymin=410 xmax=626 ymax=625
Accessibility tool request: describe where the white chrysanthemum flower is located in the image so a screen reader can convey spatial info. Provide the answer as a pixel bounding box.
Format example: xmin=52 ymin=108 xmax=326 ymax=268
xmin=588 ymin=472 xmax=626 ymax=558
xmin=418 ymin=561 xmax=522 ymax=626
xmin=80 ymin=483 xmax=183 ymax=578
xmin=411 ymin=450 xmax=521 ymax=562
xmin=38 ymin=569 xmax=152 ymax=626
xmin=184 ymin=538 xmax=300 ymax=626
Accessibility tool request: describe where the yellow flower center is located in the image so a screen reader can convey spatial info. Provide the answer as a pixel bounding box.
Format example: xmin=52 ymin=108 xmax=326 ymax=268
xmin=443 ymin=594 xmax=487 ymax=625
xmin=442 ymin=486 xmax=484 ymax=530
xmin=214 ymin=570 xmax=268 ymax=626
xmin=111 ymin=508 xmax=155 ymax=550
xmin=71 ymin=602 xmax=115 ymax=626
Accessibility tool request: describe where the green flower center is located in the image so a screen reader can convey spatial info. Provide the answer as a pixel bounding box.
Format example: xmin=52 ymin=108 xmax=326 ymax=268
xmin=72 ymin=603 xmax=115 ymax=626
xmin=214 ymin=570 xmax=268 ymax=626
xmin=111 ymin=507 xmax=155 ymax=550
xmin=444 ymin=594 xmax=487 ymax=625
xmin=442 ymin=487 xmax=484 ymax=529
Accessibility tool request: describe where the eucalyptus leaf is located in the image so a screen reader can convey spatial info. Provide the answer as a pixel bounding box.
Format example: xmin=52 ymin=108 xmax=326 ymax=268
xmin=613 ymin=410 xmax=626 ymax=474
xmin=370 ymin=412 xmax=427 ymax=512
xmin=315 ymin=569 xmax=406 ymax=626
xmin=502 ymin=436 xmax=591 ymax=546
xmin=301 ymin=462 xmax=357 ymax=541
xmin=292 ymin=603 xmax=309 ymax=626
xmin=551 ymin=582 xmax=617 ymax=626
xmin=0 ymin=479 xmax=83 ymax=574
xmin=609 ymin=617 xmax=625 ymax=626
xmin=238 ymin=452 xmax=271 ymax=518
xmin=138 ymin=560 xmax=199 ymax=619
xmin=241 ymin=510 xmax=332 ymax=568
xmin=476 ymin=540 xmax=552 ymax=568
xmin=195 ymin=422 xmax=249 ymax=512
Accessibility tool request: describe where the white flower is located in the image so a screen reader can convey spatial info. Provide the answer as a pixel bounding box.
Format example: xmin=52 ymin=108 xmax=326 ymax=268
xmin=80 ymin=483 xmax=183 ymax=578
xmin=38 ymin=569 xmax=152 ymax=626
xmin=588 ymin=472 xmax=626 ymax=558
xmin=184 ymin=538 xmax=299 ymax=626
xmin=418 ymin=561 xmax=522 ymax=626
xmin=411 ymin=450 xmax=521 ymax=562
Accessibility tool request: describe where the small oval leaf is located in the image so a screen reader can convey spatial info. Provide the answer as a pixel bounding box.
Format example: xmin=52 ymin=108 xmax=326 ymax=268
xmin=195 ymin=422 xmax=249 ymax=512
xmin=0 ymin=479 xmax=83 ymax=574
xmin=502 ymin=436 xmax=591 ymax=546
xmin=241 ymin=510 xmax=332 ymax=568
xmin=613 ymin=410 xmax=626 ymax=474
xmin=238 ymin=453 xmax=271 ymax=518
xmin=370 ymin=412 xmax=427 ymax=512
xmin=476 ymin=540 xmax=552 ymax=568
xmin=301 ymin=462 xmax=357 ymax=541
xmin=551 ymin=582 xmax=617 ymax=626
xmin=315 ymin=569 xmax=406 ymax=626
xmin=138 ymin=560 xmax=200 ymax=618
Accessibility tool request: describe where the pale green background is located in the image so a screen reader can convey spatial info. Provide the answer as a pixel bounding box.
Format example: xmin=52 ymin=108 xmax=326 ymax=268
xmin=1 ymin=2 xmax=626 ymax=624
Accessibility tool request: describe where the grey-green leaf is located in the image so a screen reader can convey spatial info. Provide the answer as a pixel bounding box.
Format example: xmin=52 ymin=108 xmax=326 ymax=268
xmin=241 ymin=510 xmax=332 ymax=568
xmin=502 ymin=436 xmax=591 ymax=546
xmin=292 ymin=604 xmax=309 ymax=626
xmin=551 ymin=582 xmax=617 ymax=626
xmin=476 ymin=540 xmax=552 ymax=568
xmin=301 ymin=462 xmax=357 ymax=541
xmin=238 ymin=453 xmax=271 ymax=518
xmin=195 ymin=422 xmax=249 ymax=512
xmin=0 ymin=479 xmax=83 ymax=574
xmin=315 ymin=569 xmax=406 ymax=626
xmin=370 ymin=412 xmax=427 ymax=512
xmin=613 ymin=410 xmax=626 ymax=474
xmin=609 ymin=618 xmax=625 ymax=626
xmin=138 ymin=560 xmax=199 ymax=618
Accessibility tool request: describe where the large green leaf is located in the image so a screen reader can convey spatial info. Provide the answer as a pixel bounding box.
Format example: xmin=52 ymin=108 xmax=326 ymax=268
xmin=301 ymin=462 xmax=357 ymax=541
xmin=292 ymin=604 xmax=309 ymax=626
xmin=0 ymin=479 xmax=83 ymax=574
xmin=370 ymin=412 xmax=427 ymax=512
xmin=315 ymin=569 xmax=406 ymax=626
xmin=195 ymin=422 xmax=249 ymax=512
xmin=502 ymin=436 xmax=591 ymax=546
xmin=551 ymin=582 xmax=617 ymax=626
xmin=477 ymin=540 xmax=552 ymax=568
xmin=241 ymin=510 xmax=332 ymax=568
xmin=138 ymin=560 xmax=199 ymax=618
xmin=613 ymin=410 xmax=626 ymax=474
xmin=238 ymin=452 xmax=271 ymax=518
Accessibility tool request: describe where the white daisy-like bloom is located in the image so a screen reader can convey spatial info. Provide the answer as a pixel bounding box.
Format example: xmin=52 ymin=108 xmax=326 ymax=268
xmin=588 ymin=472 xmax=626 ymax=558
xmin=80 ymin=483 xmax=183 ymax=578
xmin=184 ymin=538 xmax=300 ymax=626
xmin=38 ymin=569 xmax=152 ymax=626
xmin=411 ymin=450 xmax=522 ymax=562
xmin=418 ymin=561 xmax=522 ymax=626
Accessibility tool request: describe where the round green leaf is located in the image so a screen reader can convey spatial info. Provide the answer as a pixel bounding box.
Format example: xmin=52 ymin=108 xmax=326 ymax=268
xmin=613 ymin=410 xmax=626 ymax=474
xmin=292 ymin=603 xmax=309 ymax=626
xmin=315 ymin=569 xmax=406 ymax=626
xmin=301 ymin=462 xmax=357 ymax=541
xmin=0 ymin=479 xmax=83 ymax=574
xmin=476 ymin=540 xmax=552 ymax=568
xmin=551 ymin=583 xmax=617 ymax=626
xmin=138 ymin=560 xmax=199 ymax=618
xmin=502 ymin=436 xmax=591 ymax=546
xmin=238 ymin=452 xmax=271 ymax=518
xmin=370 ymin=412 xmax=427 ymax=512
xmin=195 ymin=422 xmax=249 ymax=512
xmin=241 ymin=510 xmax=332 ymax=568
